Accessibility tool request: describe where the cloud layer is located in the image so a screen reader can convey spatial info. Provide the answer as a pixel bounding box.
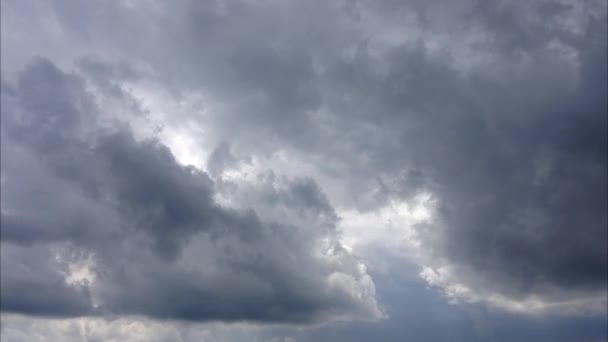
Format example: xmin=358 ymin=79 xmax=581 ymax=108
xmin=1 ymin=0 xmax=606 ymax=340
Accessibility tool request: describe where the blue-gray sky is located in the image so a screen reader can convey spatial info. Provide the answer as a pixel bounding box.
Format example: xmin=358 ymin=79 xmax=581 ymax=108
xmin=1 ymin=0 xmax=606 ymax=341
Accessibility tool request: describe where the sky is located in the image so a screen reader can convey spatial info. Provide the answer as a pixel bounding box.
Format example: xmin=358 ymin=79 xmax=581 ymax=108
xmin=0 ymin=0 xmax=606 ymax=341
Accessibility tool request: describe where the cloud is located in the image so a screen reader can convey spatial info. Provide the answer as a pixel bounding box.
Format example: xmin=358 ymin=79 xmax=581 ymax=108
xmin=0 ymin=59 xmax=381 ymax=323
xmin=0 ymin=0 xmax=606 ymax=340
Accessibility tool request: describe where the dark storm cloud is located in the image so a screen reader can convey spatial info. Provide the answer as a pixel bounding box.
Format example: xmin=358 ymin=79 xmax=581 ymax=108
xmin=316 ymin=10 xmax=607 ymax=306
xmin=416 ymin=11 xmax=607 ymax=301
xmin=0 ymin=59 xmax=380 ymax=322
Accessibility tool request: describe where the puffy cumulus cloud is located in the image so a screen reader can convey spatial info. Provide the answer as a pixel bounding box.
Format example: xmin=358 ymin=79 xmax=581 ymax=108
xmin=0 ymin=59 xmax=381 ymax=323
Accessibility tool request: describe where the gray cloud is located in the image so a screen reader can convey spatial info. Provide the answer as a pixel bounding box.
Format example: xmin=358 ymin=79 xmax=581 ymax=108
xmin=0 ymin=0 xmax=606 ymax=340
xmin=0 ymin=59 xmax=380 ymax=322
xmin=0 ymin=244 xmax=93 ymax=317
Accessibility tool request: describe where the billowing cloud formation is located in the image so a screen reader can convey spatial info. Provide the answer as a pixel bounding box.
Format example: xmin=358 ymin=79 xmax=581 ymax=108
xmin=0 ymin=0 xmax=607 ymax=340
xmin=0 ymin=59 xmax=381 ymax=322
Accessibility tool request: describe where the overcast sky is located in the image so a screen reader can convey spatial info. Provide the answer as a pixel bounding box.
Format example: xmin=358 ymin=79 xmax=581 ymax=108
xmin=0 ymin=0 xmax=606 ymax=341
